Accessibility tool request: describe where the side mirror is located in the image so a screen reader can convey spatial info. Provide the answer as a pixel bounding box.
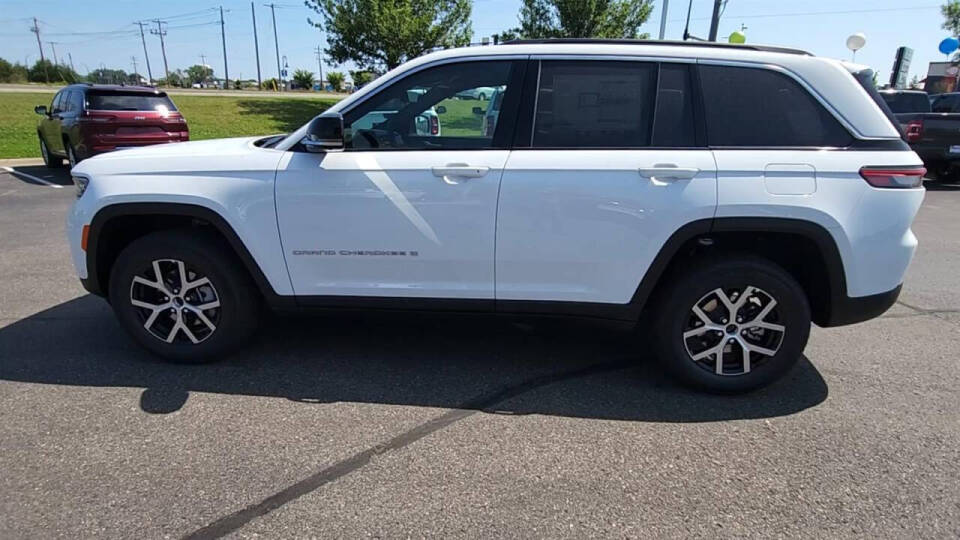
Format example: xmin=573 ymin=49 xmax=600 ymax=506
xmin=472 ymin=106 xmax=483 ymax=115
xmin=302 ymin=113 xmax=344 ymax=152
xmin=435 ymin=105 xmax=446 ymax=114
xmin=34 ymin=105 xmax=47 ymax=116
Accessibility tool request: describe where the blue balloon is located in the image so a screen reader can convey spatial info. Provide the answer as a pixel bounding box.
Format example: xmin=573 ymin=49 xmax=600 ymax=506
xmin=940 ymin=37 xmax=959 ymax=55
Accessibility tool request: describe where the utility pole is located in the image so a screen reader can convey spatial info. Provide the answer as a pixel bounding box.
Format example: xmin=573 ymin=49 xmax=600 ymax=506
xmin=137 ymin=21 xmax=153 ymax=84
xmin=266 ymin=3 xmax=282 ymax=92
xmin=707 ymin=0 xmax=723 ymax=42
xmin=151 ymin=20 xmax=170 ymax=82
xmin=131 ymin=55 xmax=139 ymax=83
xmin=30 ymin=17 xmax=45 ymax=62
xmin=48 ymin=42 xmax=59 ymax=65
xmin=659 ymin=0 xmax=669 ymax=40
xmin=68 ymin=52 xmax=75 ymax=72
xmin=219 ymin=6 xmax=229 ymax=87
xmin=251 ymin=2 xmax=262 ymax=90
xmin=30 ymin=18 xmax=48 ymax=82
xmin=314 ymin=44 xmax=323 ymax=88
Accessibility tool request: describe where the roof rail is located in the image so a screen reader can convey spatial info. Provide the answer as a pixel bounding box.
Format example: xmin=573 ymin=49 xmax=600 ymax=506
xmin=503 ymin=38 xmax=811 ymax=56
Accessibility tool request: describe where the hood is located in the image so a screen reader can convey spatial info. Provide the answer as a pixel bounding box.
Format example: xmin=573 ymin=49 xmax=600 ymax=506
xmin=73 ymin=136 xmax=279 ymax=177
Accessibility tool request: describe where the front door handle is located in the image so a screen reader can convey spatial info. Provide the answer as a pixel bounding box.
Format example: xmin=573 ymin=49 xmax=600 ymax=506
xmin=638 ymin=164 xmax=700 ymax=181
xmin=432 ymin=164 xmax=489 ymax=184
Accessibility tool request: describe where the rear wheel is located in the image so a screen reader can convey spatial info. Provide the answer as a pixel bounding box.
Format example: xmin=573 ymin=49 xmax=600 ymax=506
xmin=652 ymin=256 xmax=811 ymax=393
xmin=39 ymin=136 xmax=63 ymax=168
xmin=108 ymin=229 xmax=261 ymax=363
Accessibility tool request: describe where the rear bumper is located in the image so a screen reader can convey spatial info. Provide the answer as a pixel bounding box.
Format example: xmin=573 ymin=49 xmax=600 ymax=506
xmin=79 ymin=133 xmax=189 ymax=158
xmin=820 ymin=284 xmax=901 ymax=327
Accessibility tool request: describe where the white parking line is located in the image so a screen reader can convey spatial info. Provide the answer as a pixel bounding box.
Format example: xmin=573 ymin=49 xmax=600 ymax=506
xmin=0 ymin=166 xmax=65 ymax=189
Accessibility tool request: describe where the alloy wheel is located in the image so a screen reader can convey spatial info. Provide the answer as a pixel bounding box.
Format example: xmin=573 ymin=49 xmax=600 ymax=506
xmin=682 ymin=286 xmax=785 ymax=376
xmin=129 ymin=259 xmax=221 ymax=344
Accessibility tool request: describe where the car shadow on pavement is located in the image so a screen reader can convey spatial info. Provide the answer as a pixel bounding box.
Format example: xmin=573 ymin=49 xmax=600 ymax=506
xmin=7 ymin=165 xmax=73 ymax=186
xmin=0 ymin=295 xmax=828 ymax=422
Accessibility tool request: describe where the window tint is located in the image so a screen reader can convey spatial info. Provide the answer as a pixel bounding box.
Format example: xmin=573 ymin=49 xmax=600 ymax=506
xmin=700 ymin=65 xmax=852 ymax=147
xmin=70 ymin=91 xmax=84 ymax=113
xmin=652 ymin=64 xmax=697 ymax=147
xmin=51 ymin=91 xmax=63 ymax=113
xmin=880 ymin=92 xmax=930 ymax=114
xmin=343 ymin=61 xmax=513 ymax=150
xmin=932 ymin=94 xmax=960 ymax=113
xmin=86 ymin=91 xmax=177 ymax=112
xmin=533 ymin=61 xmax=657 ymax=148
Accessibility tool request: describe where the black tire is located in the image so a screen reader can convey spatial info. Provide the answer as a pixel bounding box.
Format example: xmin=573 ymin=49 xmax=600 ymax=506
xmin=108 ymin=229 xmax=261 ymax=363
xmin=66 ymin=141 xmax=79 ymax=169
xmin=479 ymin=93 xmax=486 ymax=101
xmin=39 ymin=136 xmax=63 ymax=168
xmin=652 ymin=255 xmax=811 ymax=393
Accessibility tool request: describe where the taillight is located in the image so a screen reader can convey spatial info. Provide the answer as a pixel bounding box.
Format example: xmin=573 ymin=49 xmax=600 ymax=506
xmin=859 ymin=166 xmax=926 ymax=189
xmin=904 ymin=119 xmax=923 ymax=142
xmin=430 ymin=115 xmax=439 ymax=135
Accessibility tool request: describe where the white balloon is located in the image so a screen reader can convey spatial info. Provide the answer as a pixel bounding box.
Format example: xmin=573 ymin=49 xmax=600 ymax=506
xmin=846 ymin=33 xmax=866 ymax=52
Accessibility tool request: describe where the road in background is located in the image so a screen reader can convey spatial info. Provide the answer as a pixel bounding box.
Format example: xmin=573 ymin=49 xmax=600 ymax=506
xmin=0 ymin=167 xmax=958 ymax=538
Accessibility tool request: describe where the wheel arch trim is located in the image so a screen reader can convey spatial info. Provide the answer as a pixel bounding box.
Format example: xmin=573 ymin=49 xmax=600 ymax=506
xmin=84 ymin=202 xmax=295 ymax=308
xmin=626 ymin=217 xmax=848 ymax=321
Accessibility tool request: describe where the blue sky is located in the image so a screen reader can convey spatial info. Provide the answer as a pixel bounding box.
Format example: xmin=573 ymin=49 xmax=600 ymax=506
xmin=0 ymin=0 xmax=947 ymax=84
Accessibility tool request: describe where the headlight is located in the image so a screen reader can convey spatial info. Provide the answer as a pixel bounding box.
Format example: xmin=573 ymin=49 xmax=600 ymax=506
xmin=73 ymin=176 xmax=89 ymax=199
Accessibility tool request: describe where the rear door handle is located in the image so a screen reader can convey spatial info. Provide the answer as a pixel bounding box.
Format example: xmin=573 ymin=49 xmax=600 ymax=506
xmin=638 ymin=164 xmax=700 ymax=181
xmin=431 ymin=164 xmax=489 ymax=184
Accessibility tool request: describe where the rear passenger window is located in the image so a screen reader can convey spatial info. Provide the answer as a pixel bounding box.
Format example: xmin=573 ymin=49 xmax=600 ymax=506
xmin=699 ymin=65 xmax=852 ymax=147
xmin=533 ymin=61 xmax=657 ymax=148
xmin=652 ymin=64 xmax=697 ymax=147
xmin=932 ymin=95 xmax=959 ymax=113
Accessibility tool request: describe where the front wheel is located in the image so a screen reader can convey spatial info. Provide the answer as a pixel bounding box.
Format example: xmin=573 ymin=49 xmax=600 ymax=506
xmin=652 ymin=256 xmax=811 ymax=393
xmin=108 ymin=229 xmax=261 ymax=363
xmin=39 ymin=136 xmax=63 ymax=168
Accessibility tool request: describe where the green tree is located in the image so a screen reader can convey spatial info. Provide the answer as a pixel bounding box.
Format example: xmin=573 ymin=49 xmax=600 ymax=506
xmin=0 ymin=59 xmax=29 ymax=83
xmin=507 ymin=0 xmax=653 ymax=39
xmin=28 ymin=59 xmax=80 ymax=84
xmin=349 ymin=70 xmax=374 ymax=88
xmin=305 ymin=0 xmax=472 ymax=71
xmin=185 ymin=64 xmax=214 ymax=85
xmin=292 ymin=69 xmax=315 ymax=89
xmin=327 ymin=71 xmax=345 ymax=92
xmin=943 ymin=0 xmax=960 ymax=36
xmin=88 ymin=68 xmax=128 ymax=84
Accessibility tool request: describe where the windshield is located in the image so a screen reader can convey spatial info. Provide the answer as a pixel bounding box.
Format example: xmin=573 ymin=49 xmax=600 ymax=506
xmin=86 ymin=91 xmax=178 ymax=112
xmin=880 ymin=92 xmax=930 ymax=114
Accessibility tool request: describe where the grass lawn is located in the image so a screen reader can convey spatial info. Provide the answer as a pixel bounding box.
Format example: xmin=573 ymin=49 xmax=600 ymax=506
xmin=0 ymin=92 xmax=341 ymax=159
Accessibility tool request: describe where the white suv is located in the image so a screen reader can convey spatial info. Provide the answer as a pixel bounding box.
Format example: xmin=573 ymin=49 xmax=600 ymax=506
xmin=67 ymin=40 xmax=925 ymax=392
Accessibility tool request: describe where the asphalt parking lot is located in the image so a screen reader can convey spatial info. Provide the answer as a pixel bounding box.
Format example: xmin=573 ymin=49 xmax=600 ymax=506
xmin=1 ymin=164 xmax=958 ymax=538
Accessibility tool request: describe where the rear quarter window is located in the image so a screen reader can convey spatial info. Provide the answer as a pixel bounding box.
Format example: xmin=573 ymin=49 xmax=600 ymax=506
xmin=86 ymin=92 xmax=178 ymax=112
xmin=699 ymin=65 xmax=852 ymax=147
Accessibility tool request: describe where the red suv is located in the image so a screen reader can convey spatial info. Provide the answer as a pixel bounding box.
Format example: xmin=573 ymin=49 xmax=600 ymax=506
xmin=35 ymin=84 xmax=189 ymax=168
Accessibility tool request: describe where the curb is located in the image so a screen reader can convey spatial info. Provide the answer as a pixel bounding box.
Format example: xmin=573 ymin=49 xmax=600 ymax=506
xmin=0 ymin=158 xmax=44 ymax=167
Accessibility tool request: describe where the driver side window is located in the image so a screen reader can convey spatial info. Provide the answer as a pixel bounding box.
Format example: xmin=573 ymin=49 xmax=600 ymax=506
xmin=343 ymin=61 xmax=514 ymax=150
